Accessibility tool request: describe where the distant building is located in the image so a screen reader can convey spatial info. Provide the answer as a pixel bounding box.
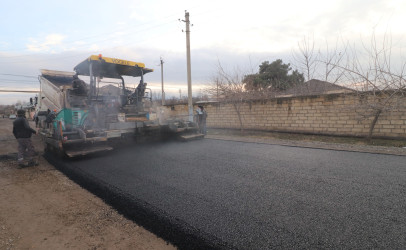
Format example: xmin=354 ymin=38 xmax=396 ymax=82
xmin=277 ymin=79 xmax=353 ymax=97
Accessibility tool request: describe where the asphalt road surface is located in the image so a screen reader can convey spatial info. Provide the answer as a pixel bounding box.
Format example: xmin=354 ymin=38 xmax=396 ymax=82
xmin=48 ymin=139 xmax=406 ymax=249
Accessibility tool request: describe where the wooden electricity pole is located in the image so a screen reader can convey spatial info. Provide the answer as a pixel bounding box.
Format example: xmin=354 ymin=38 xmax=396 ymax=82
xmin=182 ymin=11 xmax=193 ymax=121
xmin=160 ymin=57 xmax=165 ymax=106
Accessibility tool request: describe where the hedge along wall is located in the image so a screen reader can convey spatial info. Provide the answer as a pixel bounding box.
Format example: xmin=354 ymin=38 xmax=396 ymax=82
xmin=164 ymin=93 xmax=406 ymax=139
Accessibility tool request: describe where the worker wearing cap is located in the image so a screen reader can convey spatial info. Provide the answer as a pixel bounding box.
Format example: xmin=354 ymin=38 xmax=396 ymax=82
xmin=13 ymin=109 xmax=38 ymax=168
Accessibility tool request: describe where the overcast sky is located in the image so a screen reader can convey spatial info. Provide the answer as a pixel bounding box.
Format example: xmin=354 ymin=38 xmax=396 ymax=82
xmin=1 ymin=0 xmax=405 ymax=104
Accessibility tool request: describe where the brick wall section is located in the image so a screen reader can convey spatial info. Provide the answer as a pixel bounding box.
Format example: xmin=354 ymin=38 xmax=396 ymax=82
xmin=164 ymin=94 xmax=406 ymax=139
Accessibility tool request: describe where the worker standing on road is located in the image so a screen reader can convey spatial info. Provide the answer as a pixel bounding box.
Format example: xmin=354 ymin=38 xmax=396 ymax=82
xmin=34 ymin=113 xmax=39 ymax=128
xmin=45 ymin=109 xmax=57 ymax=129
xmin=13 ymin=109 xmax=38 ymax=168
xmin=197 ymin=105 xmax=207 ymax=135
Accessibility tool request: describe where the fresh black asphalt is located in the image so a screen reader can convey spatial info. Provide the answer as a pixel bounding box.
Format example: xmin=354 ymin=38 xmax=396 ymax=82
xmin=46 ymin=139 xmax=406 ymax=249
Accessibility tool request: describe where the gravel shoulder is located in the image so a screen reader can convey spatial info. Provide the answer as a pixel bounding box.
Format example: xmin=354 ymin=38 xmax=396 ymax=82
xmin=206 ymin=129 xmax=406 ymax=156
xmin=0 ymin=118 xmax=174 ymax=250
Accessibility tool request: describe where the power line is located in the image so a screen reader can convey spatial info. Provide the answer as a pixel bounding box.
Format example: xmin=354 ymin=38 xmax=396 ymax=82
xmin=0 ymin=90 xmax=39 ymax=93
xmin=0 ymin=73 xmax=37 ymax=78
xmin=0 ymin=82 xmax=39 ymax=86
xmin=0 ymin=51 xmax=89 ymax=65
xmin=0 ymin=78 xmax=38 ymax=83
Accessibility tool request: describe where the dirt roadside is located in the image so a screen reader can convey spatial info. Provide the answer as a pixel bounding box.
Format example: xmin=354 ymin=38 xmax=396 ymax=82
xmin=0 ymin=118 xmax=175 ymax=250
xmin=206 ymin=129 xmax=406 ymax=156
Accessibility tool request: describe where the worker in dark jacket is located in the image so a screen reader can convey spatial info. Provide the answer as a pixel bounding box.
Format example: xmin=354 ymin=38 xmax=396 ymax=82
xmin=13 ymin=109 xmax=37 ymax=168
xmin=72 ymin=74 xmax=88 ymax=95
xmin=45 ymin=109 xmax=57 ymax=129
xmin=196 ymin=105 xmax=208 ymax=135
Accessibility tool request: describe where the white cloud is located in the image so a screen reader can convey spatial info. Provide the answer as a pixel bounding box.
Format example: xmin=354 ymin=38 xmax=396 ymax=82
xmin=0 ymin=41 xmax=10 ymax=49
xmin=26 ymin=34 xmax=66 ymax=52
xmin=129 ymin=9 xmax=148 ymax=22
xmin=89 ymin=44 xmax=101 ymax=51
xmin=44 ymin=34 xmax=65 ymax=45
xmin=74 ymin=41 xmax=86 ymax=45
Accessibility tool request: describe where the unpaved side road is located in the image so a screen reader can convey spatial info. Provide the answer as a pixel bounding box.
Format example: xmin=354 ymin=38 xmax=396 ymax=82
xmin=0 ymin=117 xmax=175 ymax=250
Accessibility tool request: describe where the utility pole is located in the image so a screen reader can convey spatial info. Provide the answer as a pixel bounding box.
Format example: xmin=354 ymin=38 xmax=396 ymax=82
xmin=181 ymin=11 xmax=193 ymax=122
xmin=160 ymin=57 xmax=165 ymax=105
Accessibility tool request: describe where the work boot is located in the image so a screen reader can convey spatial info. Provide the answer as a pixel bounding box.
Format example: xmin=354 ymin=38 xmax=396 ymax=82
xmin=17 ymin=158 xmax=25 ymax=168
xmin=18 ymin=162 xmax=28 ymax=169
xmin=27 ymin=160 xmax=38 ymax=167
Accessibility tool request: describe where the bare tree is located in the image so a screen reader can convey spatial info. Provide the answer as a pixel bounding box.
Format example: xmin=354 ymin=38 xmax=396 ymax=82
xmin=340 ymin=33 xmax=406 ymax=139
xmin=205 ymin=62 xmax=252 ymax=132
xmin=151 ymin=91 xmax=162 ymax=103
xmin=293 ymin=36 xmax=348 ymax=84
xmin=292 ymin=35 xmax=318 ymax=82
xmin=318 ymin=38 xmax=348 ymax=84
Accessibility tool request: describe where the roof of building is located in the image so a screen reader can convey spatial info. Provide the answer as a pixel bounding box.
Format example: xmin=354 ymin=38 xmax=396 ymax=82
xmin=277 ymin=79 xmax=353 ymax=97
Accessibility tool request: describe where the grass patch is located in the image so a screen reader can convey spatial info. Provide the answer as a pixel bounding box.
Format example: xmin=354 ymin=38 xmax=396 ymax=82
xmin=208 ymin=129 xmax=406 ymax=148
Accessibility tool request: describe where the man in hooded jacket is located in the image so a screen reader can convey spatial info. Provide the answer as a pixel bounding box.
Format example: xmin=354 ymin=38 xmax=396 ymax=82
xmin=13 ymin=109 xmax=37 ymax=167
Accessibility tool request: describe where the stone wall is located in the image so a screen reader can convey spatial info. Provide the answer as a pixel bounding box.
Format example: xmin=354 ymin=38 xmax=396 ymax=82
xmin=164 ymin=94 xmax=406 ymax=139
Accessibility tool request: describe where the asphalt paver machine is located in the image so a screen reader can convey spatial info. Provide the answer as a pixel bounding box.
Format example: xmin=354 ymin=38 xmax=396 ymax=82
xmin=38 ymin=55 xmax=202 ymax=157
